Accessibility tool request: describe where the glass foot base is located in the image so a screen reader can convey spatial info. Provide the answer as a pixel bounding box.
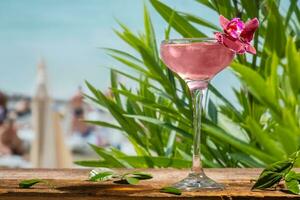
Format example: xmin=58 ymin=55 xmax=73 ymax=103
xmin=172 ymin=172 xmax=224 ymax=191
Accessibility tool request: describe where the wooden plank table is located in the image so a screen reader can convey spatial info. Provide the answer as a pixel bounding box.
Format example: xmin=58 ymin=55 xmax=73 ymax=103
xmin=0 ymin=168 xmax=298 ymax=199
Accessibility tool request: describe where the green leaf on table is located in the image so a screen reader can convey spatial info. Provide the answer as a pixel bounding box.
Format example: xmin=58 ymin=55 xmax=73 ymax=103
xmin=284 ymin=170 xmax=300 ymax=194
xmin=19 ymin=179 xmax=43 ymax=189
xmin=114 ymin=176 xmax=140 ymax=185
xmin=252 ymin=160 xmax=293 ymax=190
xmin=160 ymin=187 xmax=182 ymax=195
xmin=252 ymin=171 xmax=283 ymax=190
xmin=89 ymin=170 xmax=114 ymax=182
xmin=125 ymin=177 xmax=140 ymax=185
xmin=120 ymin=171 xmax=153 ymax=184
xmin=285 ymin=171 xmax=300 ymax=182
xmin=267 ymin=160 xmax=294 ymax=173
xmin=131 ymin=172 xmax=153 ymax=180
xmin=285 ymin=179 xmax=300 ymax=195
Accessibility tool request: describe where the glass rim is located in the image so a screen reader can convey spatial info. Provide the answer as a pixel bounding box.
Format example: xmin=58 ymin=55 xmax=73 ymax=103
xmin=161 ymin=37 xmax=217 ymax=44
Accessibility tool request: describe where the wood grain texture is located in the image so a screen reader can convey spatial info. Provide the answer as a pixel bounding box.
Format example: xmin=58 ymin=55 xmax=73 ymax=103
xmin=0 ymin=168 xmax=299 ymax=200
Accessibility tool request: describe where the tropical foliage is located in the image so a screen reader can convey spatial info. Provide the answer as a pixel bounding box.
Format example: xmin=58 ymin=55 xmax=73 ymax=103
xmin=76 ymin=0 xmax=300 ymax=168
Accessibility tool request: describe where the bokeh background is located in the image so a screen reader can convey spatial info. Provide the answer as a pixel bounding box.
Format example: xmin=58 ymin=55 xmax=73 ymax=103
xmin=0 ymin=0 xmax=238 ymax=99
xmin=0 ymin=0 xmax=293 ymax=168
xmin=0 ymin=0 xmax=237 ymax=168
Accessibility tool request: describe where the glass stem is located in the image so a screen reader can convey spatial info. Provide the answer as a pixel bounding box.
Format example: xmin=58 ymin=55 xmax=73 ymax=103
xmin=192 ymin=88 xmax=204 ymax=174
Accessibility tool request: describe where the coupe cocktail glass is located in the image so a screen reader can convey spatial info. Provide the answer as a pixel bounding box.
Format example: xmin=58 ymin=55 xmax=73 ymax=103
xmin=160 ymin=38 xmax=235 ymax=191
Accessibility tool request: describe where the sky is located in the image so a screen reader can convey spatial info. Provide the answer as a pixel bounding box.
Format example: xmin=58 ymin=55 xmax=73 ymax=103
xmin=0 ymin=0 xmax=238 ymax=100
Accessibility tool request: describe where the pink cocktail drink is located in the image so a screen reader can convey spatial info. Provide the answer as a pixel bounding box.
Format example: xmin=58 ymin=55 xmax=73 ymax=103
xmin=159 ymin=15 xmax=258 ymax=192
xmin=160 ymin=38 xmax=235 ymax=191
xmin=161 ymin=40 xmax=234 ymax=89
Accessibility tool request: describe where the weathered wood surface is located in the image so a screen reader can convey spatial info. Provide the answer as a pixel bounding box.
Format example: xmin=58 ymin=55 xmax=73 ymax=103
xmin=0 ymin=168 xmax=298 ymax=200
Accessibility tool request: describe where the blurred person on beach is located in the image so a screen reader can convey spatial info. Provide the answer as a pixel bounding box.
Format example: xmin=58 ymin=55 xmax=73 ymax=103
xmin=67 ymin=87 xmax=97 ymax=154
xmin=15 ymin=98 xmax=31 ymax=117
xmin=0 ymin=91 xmax=9 ymax=155
xmin=0 ymin=91 xmax=7 ymax=126
xmin=70 ymin=87 xmax=93 ymax=137
xmin=0 ymin=91 xmax=24 ymax=156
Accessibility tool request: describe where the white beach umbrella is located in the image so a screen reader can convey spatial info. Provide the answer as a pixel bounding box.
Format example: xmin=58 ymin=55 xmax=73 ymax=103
xmin=30 ymin=58 xmax=72 ymax=168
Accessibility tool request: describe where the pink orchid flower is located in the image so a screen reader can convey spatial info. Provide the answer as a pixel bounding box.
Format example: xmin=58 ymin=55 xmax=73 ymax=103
xmin=215 ymin=15 xmax=259 ymax=54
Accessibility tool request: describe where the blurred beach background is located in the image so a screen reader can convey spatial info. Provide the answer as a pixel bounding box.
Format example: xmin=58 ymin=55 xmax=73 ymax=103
xmin=0 ymin=0 xmax=241 ymax=168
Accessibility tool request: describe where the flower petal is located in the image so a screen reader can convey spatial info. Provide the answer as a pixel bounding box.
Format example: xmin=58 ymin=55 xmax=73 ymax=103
xmin=215 ymin=32 xmax=244 ymax=53
xmin=219 ymin=15 xmax=230 ymax=30
xmin=225 ymin=18 xmax=245 ymax=39
xmin=214 ymin=32 xmax=224 ymax=43
xmin=240 ymin=18 xmax=259 ymax=42
xmin=223 ymin=38 xmax=245 ymax=54
xmin=216 ymin=15 xmax=259 ymax=55
xmin=246 ymin=44 xmax=256 ymax=54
